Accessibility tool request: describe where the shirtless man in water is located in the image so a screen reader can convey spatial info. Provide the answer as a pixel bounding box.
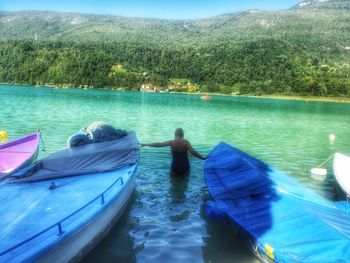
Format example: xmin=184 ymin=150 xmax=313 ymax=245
xmin=140 ymin=128 xmax=206 ymax=177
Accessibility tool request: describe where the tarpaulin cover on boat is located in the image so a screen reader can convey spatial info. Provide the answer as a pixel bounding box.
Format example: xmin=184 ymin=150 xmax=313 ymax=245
xmin=11 ymin=131 xmax=139 ymax=182
xmin=205 ymin=142 xmax=350 ymax=263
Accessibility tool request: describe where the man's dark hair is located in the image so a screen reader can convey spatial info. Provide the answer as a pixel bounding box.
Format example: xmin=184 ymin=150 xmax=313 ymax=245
xmin=175 ymin=128 xmax=184 ymax=138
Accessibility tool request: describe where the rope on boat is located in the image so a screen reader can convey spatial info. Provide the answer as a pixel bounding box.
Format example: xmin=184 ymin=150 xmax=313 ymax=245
xmin=37 ymin=129 xmax=46 ymax=152
xmin=316 ymin=153 xmax=335 ymax=168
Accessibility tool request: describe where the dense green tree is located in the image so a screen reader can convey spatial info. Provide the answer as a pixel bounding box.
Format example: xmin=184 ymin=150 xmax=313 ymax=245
xmin=0 ymin=39 xmax=348 ymax=96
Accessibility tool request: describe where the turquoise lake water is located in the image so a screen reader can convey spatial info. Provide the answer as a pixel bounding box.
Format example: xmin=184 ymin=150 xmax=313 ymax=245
xmin=1 ymin=84 xmax=350 ymax=262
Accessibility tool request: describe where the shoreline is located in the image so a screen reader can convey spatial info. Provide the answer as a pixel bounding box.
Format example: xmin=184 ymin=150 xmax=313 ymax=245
xmin=1 ymin=82 xmax=350 ymax=104
xmin=246 ymin=94 xmax=350 ymax=104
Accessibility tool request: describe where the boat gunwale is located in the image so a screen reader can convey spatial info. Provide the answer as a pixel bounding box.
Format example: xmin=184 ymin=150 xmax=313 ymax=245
xmin=0 ymin=133 xmax=39 ymax=151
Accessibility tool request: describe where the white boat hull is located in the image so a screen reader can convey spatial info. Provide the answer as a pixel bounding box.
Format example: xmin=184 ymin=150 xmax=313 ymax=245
xmin=333 ymin=152 xmax=350 ymax=199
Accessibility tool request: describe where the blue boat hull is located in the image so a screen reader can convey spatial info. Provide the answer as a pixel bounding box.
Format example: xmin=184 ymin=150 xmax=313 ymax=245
xmin=205 ymin=142 xmax=350 ymax=263
xmin=0 ymin=164 xmax=137 ymax=262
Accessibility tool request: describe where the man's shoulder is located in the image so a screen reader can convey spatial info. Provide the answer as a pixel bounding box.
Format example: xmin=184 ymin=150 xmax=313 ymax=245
xmin=184 ymin=139 xmax=191 ymax=145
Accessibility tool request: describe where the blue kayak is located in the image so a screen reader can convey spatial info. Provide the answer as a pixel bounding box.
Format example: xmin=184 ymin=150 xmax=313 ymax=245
xmin=0 ymin=131 xmax=139 ymax=262
xmin=204 ymin=142 xmax=350 ymax=263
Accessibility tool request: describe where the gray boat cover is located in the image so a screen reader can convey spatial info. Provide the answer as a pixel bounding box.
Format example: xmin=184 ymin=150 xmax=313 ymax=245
xmin=68 ymin=121 xmax=128 ymax=147
xmin=12 ymin=131 xmax=139 ymax=182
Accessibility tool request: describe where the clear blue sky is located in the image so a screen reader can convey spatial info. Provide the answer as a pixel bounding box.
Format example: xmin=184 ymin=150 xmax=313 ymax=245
xmin=0 ymin=0 xmax=302 ymax=19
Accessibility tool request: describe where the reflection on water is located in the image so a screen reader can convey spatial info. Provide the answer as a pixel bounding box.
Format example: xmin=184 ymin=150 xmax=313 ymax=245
xmin=1 ymin=85 xmax=350 ymax=262
xmin=126 ymin=155 xmax=208 ymax=263
xmin=170 ymin=176 xmax=189 ymax=205
xmin=85 ymin=193 xmax=137 ymax=263
xmin=203 ymin=220 xmax=260 ymax=263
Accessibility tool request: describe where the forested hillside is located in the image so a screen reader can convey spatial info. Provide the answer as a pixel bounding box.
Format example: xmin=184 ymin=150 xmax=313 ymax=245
xmin=0 ymin=0 xmax=349 ymax=96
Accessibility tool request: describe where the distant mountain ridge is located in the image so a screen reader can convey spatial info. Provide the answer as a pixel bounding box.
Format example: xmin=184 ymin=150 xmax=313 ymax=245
xmin=294 ymin=0 xmax=350 ymax=9
xmin=295 ymin=0 xmax=330 ymax=8
xmin=0 ymin=0 xmax=349 ymax=47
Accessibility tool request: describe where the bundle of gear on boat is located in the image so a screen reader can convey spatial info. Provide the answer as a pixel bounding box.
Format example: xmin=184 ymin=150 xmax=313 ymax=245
xmin=68 ymin=121 xmax=127 ymax=147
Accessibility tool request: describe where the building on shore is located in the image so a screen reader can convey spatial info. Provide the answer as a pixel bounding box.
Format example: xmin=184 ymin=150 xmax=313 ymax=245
xmin=140 ymin=84 xmax=158 ymax=92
